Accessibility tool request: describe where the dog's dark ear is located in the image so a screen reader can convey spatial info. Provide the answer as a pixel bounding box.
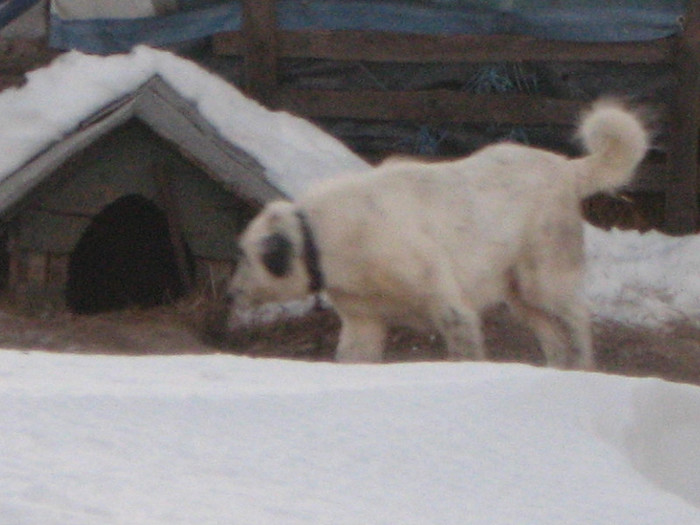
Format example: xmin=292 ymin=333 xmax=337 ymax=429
xmin=260 ymin=233 xmax=293 ymax=277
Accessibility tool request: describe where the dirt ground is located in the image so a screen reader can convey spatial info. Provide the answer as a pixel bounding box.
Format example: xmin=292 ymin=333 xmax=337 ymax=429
xmin=1 ymin=302 xmax=699 ymax=386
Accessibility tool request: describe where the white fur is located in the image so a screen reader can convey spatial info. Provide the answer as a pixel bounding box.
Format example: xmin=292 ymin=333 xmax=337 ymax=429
xmin=229 ymin=101 xmax=648 ymax=368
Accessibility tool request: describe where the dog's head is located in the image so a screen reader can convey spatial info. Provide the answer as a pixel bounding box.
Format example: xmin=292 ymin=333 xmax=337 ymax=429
xmin=228 ymin=200 xmax=312 ymax=308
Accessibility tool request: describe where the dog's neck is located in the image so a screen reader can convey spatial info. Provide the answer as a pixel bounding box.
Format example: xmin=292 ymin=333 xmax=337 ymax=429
xmin=295 ymin=210 xmax=324 ymax=294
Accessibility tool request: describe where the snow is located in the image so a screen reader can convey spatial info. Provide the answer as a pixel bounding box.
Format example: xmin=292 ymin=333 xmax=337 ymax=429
xmin=0 ymin=46 xmax=369 ymax=197
xmin=2 ymin=352 xmax=700 ymax=524
xmin=2 ymin=45 xmax=700 ymax=524
xmin=585 ymin=225 xmax=700 ymax=328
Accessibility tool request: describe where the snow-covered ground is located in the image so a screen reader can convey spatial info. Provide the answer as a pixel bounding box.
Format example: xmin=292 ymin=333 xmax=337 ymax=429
xmin=586 ymin=225 xmax=700 ymax=329
xmin=2 ymin=350 xmax=700 ymax=524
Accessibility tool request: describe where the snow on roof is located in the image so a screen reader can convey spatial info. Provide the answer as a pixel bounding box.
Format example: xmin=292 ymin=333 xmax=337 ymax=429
xmin=0 ymin=45 xmax=369 ymax=199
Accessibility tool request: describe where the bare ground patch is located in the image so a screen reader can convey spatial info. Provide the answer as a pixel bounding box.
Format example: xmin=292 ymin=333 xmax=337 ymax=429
xmin=1 ymin=304 xmax=699 ymax=385
xmin=216 ymin=305 xmax=700 ymax=385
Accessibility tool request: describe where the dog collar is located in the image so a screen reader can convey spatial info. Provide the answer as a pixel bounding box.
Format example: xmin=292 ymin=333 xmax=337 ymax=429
xmin=295 ymin=210 xmax=324 ymax=293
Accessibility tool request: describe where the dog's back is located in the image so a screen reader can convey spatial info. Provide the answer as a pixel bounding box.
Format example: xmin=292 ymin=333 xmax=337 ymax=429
xmin=301 ymin=101 xmax=647 ymax=297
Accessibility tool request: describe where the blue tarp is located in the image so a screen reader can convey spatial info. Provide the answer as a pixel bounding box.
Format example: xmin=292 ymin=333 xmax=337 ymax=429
xmin=49 ymin=0 xmax=688 ymax=55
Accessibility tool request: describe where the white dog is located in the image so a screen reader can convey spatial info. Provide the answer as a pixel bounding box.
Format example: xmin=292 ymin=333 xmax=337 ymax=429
xmin=229 ymin=100 xmax=648 ymax=368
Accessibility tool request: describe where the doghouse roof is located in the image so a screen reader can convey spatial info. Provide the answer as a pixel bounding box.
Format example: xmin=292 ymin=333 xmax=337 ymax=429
xmin=0 ymin=46 xmax=369 ymax=218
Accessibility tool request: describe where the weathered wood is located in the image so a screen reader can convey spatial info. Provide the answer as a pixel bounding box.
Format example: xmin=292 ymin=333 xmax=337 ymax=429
xmin=25 ymin=252 xmax=47 ymax=285
xmin=215 ymin=0 xmax=700 ymax=231
xmin=47 ymin=253 xmax=69 ymax=286
xmin=212 ymin=31 xmax=244 ymax=56
xmin=0 ymin=38 xmax=58 ymax=73
xmin=664 ymin=0 xmax=700 ymax=233
xmin=272 ymin=88 xmax=583 ymax=125
xmin=154 ymin=164 xmax=193 ymax=293
xmin=214 ymin=31 xmax=675 ymax=64
xmin=0 ymin=74 xmax=25 ymax=90
xmin=135 ymin=77 xmax=281 ymax=202
xmin=629 ymin=160 xmax=668 ymax=192
xmin=16 ymin=209 xmax=89 ymax=252
xmin=242 ymin=0 xmax=278 ymax=102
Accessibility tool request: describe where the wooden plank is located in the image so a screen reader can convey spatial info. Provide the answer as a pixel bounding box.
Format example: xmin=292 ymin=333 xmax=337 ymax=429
xmin=214 ymin=31 xmax=675 ymax=64
xmin=242 ymin=0 xmax=278 ymax=101
xmin=629 ymin=160 xmax=668 ymax=192
xmin=25 ymin=252 xmax=47 ymax=285
xmin=135 ymin=77 xmax=283 ymax=202
xmin=154 ymin=164 xmax=193 ymax=293
xmin=271 ymin=88 xmax=583 ymax=125
xmin=664 ymin=0 xmax=700 ymax=233
xmin=0 ymin=39 xmax=59 ymax=73
xmin=212 ymin=32 xmax=244 ymax=56
xmin=47 ymin=253 xmax=69 ymax=286
xmin=0 ymin=74 xmax=25 ymax=91
xmin=15 ymin=209 xmax=89 ymax=252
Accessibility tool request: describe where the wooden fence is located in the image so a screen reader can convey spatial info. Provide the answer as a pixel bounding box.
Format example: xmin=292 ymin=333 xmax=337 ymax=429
xmin=213 ymin=0 xmax=700 ymax=233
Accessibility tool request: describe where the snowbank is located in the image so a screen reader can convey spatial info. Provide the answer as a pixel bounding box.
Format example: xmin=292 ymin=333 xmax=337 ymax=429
xmin=2 ymin=351 xmax=699 ymax=524
xmin=0 ymin=46 xmax=369 ymax=197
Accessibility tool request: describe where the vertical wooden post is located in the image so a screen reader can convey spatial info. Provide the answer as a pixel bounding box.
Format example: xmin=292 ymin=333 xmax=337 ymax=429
xmin=154 ymin=164 xmax=193 ymax=294
xmin=242 ymin=0 xmax=278 ymax=104
xmin=665 ymin=0 xmax=700 ymax=234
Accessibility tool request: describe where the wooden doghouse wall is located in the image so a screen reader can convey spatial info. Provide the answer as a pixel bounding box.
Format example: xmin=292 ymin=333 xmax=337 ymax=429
xmin=5 ymin=119 xmax=258 ymax=313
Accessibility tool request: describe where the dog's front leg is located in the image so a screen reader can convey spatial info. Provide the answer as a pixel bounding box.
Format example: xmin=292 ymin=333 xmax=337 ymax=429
xmin=434 ymin=305 xmax=486 ymax=361
xmin=335 ymin=314 xmax=387 ymax=363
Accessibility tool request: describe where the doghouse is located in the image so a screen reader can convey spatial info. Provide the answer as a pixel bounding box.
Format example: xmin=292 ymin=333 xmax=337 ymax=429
xmin=0 ymin=75 xmax=285 ymax=314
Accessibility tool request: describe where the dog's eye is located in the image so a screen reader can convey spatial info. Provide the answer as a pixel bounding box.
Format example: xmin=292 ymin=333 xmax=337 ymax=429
xmin=260 ymin=233 xmax=293 ymax=277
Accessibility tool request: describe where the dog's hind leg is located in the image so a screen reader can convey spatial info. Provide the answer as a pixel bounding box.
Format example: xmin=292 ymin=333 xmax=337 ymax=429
xmin=510 ymin=296 xmax=593 ymax=369
xmin=508 ymin=268 xmax=594 ymax=370
xmin=558 ymin=302 xmax=594 ymax=370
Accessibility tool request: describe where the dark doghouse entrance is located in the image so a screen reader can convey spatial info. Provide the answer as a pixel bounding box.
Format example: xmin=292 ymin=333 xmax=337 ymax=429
xmin=66 ymin=194 xmax=193 ymax=314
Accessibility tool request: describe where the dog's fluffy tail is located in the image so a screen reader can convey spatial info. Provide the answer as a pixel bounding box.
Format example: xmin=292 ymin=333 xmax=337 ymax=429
xmin=573 ymin=100 xmax=649 ymax=199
